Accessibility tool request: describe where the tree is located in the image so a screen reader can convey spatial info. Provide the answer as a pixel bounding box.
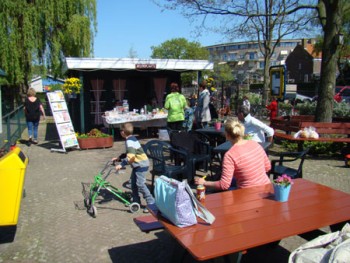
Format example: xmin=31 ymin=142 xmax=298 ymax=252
xmin=154 ymin=0 xmax=313 ymax=104
xmin=315 ymin=0 xmax=348 ymax=122
xmin=151 ymin=38 xmax=209 ymax=86
xmin=153 ymin=0 xmax=348 ymax=122
xmin=0 ymin=0 xmax=97 ymax=97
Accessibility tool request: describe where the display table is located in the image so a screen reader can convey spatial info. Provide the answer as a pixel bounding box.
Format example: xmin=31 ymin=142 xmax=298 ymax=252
xmin=102 ymin=112 xmax=168 ymax=136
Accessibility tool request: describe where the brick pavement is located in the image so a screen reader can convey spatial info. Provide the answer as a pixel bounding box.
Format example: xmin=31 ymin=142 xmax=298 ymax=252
xmin=0 ymin=121 xmax=349 ymax=263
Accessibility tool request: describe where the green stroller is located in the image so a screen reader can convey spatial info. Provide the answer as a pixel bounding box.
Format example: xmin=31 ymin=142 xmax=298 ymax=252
xmin=84 ymin=161 xmax=140 ymax=217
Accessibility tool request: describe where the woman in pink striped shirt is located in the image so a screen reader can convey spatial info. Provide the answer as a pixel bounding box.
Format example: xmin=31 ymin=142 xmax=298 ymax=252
xmin=195 ymin=119 xmax=271 ymax=190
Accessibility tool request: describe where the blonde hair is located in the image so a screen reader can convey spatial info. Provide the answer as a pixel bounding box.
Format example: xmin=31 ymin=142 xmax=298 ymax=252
xmin=224 ymin=119 xmax=245 ymax=140
xmin=27 ymin=88 xmax=36 ymax=97
xmin=121 ymin=123 xmax=134 ymax=136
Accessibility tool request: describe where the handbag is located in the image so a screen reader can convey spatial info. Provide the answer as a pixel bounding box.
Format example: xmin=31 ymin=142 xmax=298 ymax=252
xmin=154 ymin=176 xmax=215 ymax=228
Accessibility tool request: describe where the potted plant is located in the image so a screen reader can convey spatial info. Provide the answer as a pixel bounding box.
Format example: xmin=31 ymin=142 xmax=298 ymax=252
xmin=62 ymin=77 xmax=82 ymax=98
xmin=272 ymin=174 xmax=294 ymax=202
xmin=76 ymin=128 xmax=113 ymax=149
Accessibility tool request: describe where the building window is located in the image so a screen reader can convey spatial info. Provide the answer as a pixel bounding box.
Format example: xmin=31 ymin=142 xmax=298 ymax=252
xmin=249 ymin=52 xmax=255 ymax=59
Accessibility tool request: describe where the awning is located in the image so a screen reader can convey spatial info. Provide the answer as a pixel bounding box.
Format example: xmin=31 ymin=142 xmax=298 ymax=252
xmin=65 ymin=58 xmax=214 ymax=72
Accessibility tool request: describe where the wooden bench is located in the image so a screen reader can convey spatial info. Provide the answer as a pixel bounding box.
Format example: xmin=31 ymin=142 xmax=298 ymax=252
xmin=133 ymin=215 xmax=163 ymax=233
xmin=271 ymin=116 xmax=350 ymax=151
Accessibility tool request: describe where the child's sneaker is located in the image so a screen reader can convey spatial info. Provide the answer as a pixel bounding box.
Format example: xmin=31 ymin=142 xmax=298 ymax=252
xmin=143 ymin=208 xmax=149 ymax=213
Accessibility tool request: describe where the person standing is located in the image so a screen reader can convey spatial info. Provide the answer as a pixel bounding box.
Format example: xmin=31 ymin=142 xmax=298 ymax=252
xmin=195 ymin=81 xmax=211 ymax=128
xmin=266 ymin=96 xmax=278 ymax=123
xmin=24 ymin=88 xmax=46 ymax=144
xmin=164 ymin=82 xmax=187 ymax=131
xmin=237 ymin=105 xmax=274 ymax=143
xmin=183 ymin=99 xmax=194 ymax=132
xmin=242 ymin=95 xmax=251 ymax=111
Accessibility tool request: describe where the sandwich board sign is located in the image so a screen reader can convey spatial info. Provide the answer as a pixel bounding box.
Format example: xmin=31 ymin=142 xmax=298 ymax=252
xmin=46 ymin=91 xmax=79 ymax=152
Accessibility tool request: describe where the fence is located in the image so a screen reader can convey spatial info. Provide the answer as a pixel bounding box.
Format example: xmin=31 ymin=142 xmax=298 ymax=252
xmin=0 ymin=105 xmax=26 ymax=151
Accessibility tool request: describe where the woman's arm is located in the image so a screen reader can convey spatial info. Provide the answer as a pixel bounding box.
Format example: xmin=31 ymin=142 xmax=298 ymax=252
xmin=39 ymin=104 xmax=46 ymax=119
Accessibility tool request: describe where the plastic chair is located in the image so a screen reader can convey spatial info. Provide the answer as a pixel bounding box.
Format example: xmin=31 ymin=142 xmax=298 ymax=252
xmin=169 ymin=131 xmax=212 ymax=183
xmin=143 ymin=140 xmax=187 ymax=193
xmin=269 ymin=148 xmax=309 ymax=179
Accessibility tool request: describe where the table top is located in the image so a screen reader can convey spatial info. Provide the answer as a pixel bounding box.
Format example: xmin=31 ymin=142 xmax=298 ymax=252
xmin=213 ymin=141 xmax=271 ymax=154
xmin=102 ymin=113 xmax=167 ymax=128
xmin=196 ymin=127 xmax=225 ymax=136
xmin=149 ymin=179 xmax=350 ymax=261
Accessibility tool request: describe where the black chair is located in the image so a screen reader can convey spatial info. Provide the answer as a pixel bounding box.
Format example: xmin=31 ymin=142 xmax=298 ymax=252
xmin=169 ymin=131 xmax=212 ymax=183
xmin=269 ymin=148 xmax=309 ymax=179
xmin=143 ymin=140 xmax=187 ymax=193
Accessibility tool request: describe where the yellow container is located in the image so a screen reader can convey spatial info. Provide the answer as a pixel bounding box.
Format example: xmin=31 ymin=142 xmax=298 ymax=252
xmin=0 ymin=147 xmax=28 ymax=226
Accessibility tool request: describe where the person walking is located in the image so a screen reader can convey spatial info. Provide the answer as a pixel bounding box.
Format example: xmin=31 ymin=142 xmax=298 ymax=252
xmin=195 ymin=81 xmax=211 ymax=128
xmin=24 ymin=88 xmax=46 ymax=144
xmin=164 ymin=82 xmax=187 ymax=131
xmin=113 ymin=123 xmax=155 ymax=213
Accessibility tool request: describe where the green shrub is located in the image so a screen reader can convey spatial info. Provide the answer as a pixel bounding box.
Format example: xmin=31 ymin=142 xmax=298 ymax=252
xmin=281 ymin=140 xmax=345 ymax=156
xmin=293 ymin=101 xmax=350 ymax=118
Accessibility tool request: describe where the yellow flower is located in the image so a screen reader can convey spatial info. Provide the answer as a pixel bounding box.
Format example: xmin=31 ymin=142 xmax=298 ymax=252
xmin=62 ymin=77 xmax=82 ymax=94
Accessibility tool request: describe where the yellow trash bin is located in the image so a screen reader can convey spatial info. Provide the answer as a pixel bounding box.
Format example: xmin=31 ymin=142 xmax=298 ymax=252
xmin=0 ymin=147 xmax=28 ymax=226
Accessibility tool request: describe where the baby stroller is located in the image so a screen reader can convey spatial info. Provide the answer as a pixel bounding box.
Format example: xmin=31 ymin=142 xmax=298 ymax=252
xmin=84 ymin=160 xmax=140 ymax=217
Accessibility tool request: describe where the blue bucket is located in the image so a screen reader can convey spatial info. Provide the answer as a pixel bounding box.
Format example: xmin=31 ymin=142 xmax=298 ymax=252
xmin=273 ymin=184 xmax=291 ymax=202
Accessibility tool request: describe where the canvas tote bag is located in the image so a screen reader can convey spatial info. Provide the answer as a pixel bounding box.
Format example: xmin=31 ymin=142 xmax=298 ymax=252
xmin=154 ymin=176 xmax=215 ymax=228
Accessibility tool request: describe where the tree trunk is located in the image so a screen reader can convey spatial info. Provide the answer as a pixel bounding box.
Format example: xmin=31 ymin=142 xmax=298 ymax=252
xmin=263 ymin=56 xmax=271 ymax=106
xmin=315 ymin=0 xmax=343 ymax=122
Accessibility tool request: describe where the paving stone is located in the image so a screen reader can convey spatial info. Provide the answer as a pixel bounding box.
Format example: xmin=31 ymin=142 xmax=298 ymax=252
xmin=0 ymin=121 xmax=349 ymax=263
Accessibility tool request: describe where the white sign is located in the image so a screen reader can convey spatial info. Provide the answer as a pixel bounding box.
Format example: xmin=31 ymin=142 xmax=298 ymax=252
xmin=30 ymin=78 xmax=43 ymax=93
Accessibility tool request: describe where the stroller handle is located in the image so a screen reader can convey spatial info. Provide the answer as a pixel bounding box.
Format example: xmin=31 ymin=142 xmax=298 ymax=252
xmin=101 ymin=160 xmax=116 ymax=174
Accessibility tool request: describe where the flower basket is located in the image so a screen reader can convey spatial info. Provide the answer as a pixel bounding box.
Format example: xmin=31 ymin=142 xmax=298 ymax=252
xmin=78 ymin=136 xmax=113 ymax=149
xmin=63 ymin=77 xmax=81 ymax=95
xmin=272 ymin=174 xmax=293 ymax=202
xmin=76 ymin=128 xmax=113 ymax=149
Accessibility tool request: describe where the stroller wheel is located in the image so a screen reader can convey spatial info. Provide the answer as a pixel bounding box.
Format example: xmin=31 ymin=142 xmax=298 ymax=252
xmin=89 ymin=205 xmax=97 ymax=218
xmin=129 ymin=202 xmax=140 ymax=213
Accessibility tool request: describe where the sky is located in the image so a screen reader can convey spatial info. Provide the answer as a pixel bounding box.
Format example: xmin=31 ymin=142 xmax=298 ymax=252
xmin=93 ymin=0 xmax=225 ymax=59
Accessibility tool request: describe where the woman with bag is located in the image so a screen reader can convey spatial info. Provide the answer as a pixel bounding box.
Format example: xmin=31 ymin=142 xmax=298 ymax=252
xmin=195 ymin=119 xmax=271 ymax=190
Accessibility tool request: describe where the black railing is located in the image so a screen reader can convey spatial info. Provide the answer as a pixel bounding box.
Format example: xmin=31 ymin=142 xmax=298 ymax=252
xmin=1 ymin=105 xmax=26 ymax=151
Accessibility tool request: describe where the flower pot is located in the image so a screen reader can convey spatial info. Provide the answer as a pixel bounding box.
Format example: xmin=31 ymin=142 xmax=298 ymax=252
xmin=78 ymin=136 xmax=114 ymax=149
xmin=273 ymin=184 xmax=291 ymax=202
xmin=214 ymin=122 xmax=221 ymax=131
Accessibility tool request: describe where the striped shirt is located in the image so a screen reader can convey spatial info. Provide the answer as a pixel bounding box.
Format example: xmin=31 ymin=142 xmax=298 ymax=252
xmin=120 ymin=136 xmax=149 ymax=169
xmin=216 ymin=140 xmax=271 ymax=190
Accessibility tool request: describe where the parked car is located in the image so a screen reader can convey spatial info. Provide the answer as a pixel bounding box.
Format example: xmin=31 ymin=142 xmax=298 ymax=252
xmin=284 ymin=93 xmax=313 ymax=104
xmin=313 ymin=86 xmax=350 ymax=103
xmin=334 ymin=86 xmax=350 ymax=103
